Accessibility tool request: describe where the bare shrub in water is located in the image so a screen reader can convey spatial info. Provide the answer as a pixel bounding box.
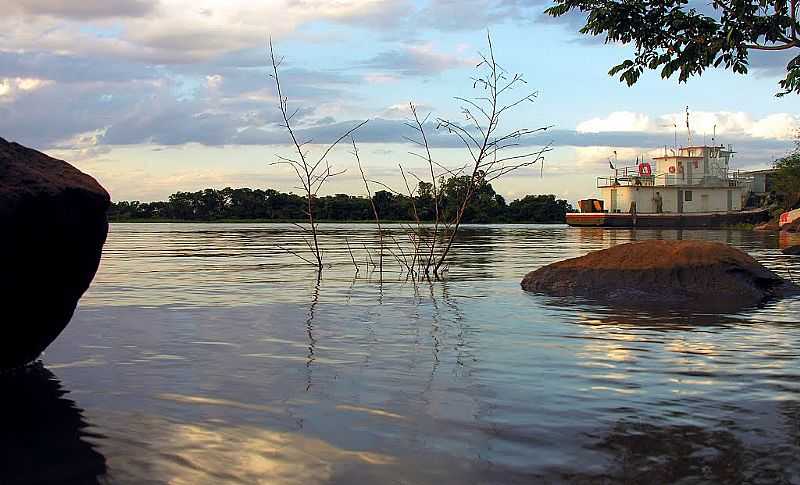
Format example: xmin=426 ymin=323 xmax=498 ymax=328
xmin=268 ymin=39 xmax=367 ymax=271
xmin=268 ymin=33 xmax=550 ymax=280
xmin=352 ymin=137 xmax=385 ymax=279
xmin=402 ymin=33 xmax=553 ymax=279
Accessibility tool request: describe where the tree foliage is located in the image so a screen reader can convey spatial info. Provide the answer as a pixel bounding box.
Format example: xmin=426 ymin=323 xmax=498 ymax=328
xmin=108 ymin=180 xmax=574 ymax=224
xmin=545 ymin=0 xmax=800 ymax=95
xmin=773 ymin=134 xmax=800 ymax=196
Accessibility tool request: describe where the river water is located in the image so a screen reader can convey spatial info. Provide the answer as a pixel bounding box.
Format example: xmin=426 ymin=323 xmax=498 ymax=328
xmin=5 ymin=223 xmax=800 ymax=484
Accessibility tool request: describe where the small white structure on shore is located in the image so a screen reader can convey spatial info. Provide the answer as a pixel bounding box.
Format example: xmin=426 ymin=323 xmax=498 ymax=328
xmin=598 ymin=145 xmax=748 ymax=214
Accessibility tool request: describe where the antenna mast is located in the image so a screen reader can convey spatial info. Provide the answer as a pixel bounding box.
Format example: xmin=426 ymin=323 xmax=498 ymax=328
xmin=673 ymin=120 xmax=677 ymax=154
xmin=685 ymin=106 xmax=693 ymax=146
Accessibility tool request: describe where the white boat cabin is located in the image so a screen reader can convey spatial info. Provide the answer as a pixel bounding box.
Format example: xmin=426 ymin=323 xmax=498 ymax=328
xmin=598 ymin=145 xmax=748 ymax=214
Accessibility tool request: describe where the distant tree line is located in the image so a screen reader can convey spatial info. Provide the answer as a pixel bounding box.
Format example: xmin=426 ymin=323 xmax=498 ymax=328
xmin=109 ymin=176 xmax=574 ymax=223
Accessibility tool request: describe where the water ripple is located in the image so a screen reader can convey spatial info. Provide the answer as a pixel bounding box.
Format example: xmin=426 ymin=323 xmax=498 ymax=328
xmin=25 ymin=223 xmax=800 ymax=484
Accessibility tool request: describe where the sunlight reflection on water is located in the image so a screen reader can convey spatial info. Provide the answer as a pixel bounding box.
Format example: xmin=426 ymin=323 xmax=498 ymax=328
xmin=13 ymin=223 xmax=800 ymax=484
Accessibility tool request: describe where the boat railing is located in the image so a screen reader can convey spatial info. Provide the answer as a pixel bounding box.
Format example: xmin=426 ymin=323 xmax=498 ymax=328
xmin=597 ymin=175 xmax=655 ymax=187
xmin=598 ymin=172 xmax=751 ymax=188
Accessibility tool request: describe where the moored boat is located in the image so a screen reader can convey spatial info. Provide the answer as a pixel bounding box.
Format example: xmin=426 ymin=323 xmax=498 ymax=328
xmin=568 ymin=144 xmax=769 ymax=228
xmin=567 ymin=208 xmax=769 ymax=227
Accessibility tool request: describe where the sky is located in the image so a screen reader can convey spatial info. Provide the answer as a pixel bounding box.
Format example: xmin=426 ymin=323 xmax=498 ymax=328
xmin=1 ymin=0 xmax=799 ymax=204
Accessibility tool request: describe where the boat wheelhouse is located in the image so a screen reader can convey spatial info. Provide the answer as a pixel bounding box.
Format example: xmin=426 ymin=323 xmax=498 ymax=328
xmin=567 ymin=144 xmax=769 ymax=227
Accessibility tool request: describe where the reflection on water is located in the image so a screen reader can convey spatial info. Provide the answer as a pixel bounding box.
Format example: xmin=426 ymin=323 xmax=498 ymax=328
xmin=0 ymin=363 xmax=106 ymax=484
xmin=95 ymin=413 xmax=400 ymax=485
xmin=34 ymin=223 xmax=800 ymax=483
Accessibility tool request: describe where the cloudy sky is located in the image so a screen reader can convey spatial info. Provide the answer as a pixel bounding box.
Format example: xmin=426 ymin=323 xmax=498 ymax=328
xmin=2 ymin=0 xmax=799 ymax=203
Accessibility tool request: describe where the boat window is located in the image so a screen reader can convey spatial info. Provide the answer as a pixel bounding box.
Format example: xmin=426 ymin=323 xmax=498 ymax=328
xmin=685 ymin=190 xmax=693 ymax=201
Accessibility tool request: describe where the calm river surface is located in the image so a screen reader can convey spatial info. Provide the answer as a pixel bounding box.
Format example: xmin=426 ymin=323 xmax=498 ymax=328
xmin=6 ymin=223 xmax=800 ymax=484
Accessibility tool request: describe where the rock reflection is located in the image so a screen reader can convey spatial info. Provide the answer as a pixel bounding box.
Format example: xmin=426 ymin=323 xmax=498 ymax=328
xmin=568 ymin=301 xmax=756 ymax=329
xmin=0 ymin=363 xmax=106 ymax=484
xmin=579 ymin=416 xmax=800 ymax=484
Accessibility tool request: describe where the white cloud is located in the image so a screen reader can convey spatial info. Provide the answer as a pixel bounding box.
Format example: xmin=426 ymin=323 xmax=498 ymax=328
xmin=576 ymin=112 xmax=652 ymax=133
xmin=0 ymin=77 xmax=53 ymax=101
xmin=48 ymin=129 xmax=112 ymax=161
xmin=16 ymin=77 xmax=50 ymax=91
xmin=570 ymin=146 xmax=661 ymax=168
xmin=205 ymin=74 xmax=223 ymax=89
xmin=7 ymin=0 xmax=157 ymax=19
xmin=364 ymin=73 xmax=400 ymax=84
xmin=0 ymin=0 xmax=412 ymax=64
xmin=749 ymin=113 xmax=798 ymax=139
xmin=379 ymin=102 xmax=434 ymax=119
xmin=577 ymin=110 xmax=799 ymax=140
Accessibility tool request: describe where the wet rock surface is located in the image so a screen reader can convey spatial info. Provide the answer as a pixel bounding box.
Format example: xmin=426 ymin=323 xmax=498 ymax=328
xmin=754 ymin=220 xmax=780 ymax=231
xmin=0 ymin=137 xmax=109 ymax=369
xmin=521 ymin=240 xmax=797 ymax=310
xmin=781 ymin=219 xmax=800 ymax=233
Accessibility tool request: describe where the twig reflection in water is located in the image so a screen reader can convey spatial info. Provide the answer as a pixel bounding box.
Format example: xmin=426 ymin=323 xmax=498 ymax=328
xmin=306 ymin=275 xmax=320 ymax=392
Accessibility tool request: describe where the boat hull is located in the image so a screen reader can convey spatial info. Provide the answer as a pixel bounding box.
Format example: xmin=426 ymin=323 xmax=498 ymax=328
xmin=566 ymin=208 xmax=769 ymax=228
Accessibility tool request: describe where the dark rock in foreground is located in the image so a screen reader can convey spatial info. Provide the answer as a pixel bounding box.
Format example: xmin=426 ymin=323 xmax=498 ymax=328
xmin=521 ymin=240 xmax=797 ymax=310
xmin=1 ymin=137 xmax=109 ymax=369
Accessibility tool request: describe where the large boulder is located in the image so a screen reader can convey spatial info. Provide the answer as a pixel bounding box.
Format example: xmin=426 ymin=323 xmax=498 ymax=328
xmin=754 ymin=220 xmax=780 ymax=231
xmin=521 ymin=240 xmax=797 ymax=310
xmin=781 ymin=219 xmax=800 ymax=233
xmin=1 ymin=137 xmax=109 ymax=369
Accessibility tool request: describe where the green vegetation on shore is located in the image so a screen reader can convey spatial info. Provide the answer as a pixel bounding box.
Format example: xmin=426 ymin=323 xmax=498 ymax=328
xmin=773 ymin=136 xmax=800 ymax=207
xmin=110 ymin=176 xmax=574 ymax=224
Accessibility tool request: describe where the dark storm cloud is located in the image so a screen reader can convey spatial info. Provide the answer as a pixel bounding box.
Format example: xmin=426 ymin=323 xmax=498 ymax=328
xmin=231 ymin=117 xmax=788 ymax=153
xmin=0 ymin=80 xmax=154 ymax=148
xmin=0 ymin=51 xmax=160 ymax=84
xmin=2 ymin=79 xmax=786 ymax=169
xmin=1 ymin=0 xmax=793 ymax=156
xmin=233 ymin=118 xmax=417 ymax=146
xmin=0 ymin=47 xmax=358 ymax=149
xmin=102 ymin=101 xmax=239 ymax=146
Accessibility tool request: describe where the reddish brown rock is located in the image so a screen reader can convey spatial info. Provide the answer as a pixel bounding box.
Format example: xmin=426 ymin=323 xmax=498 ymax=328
xmin=754 ymin=220 xmax=780 ymax=231
xmin=521 ymin=240 xmax=796 ymax=310
xmin=781 ymin=219 xmax=800 ymax=233
xmin=1 ymin=137 xmax=109 ymax=369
